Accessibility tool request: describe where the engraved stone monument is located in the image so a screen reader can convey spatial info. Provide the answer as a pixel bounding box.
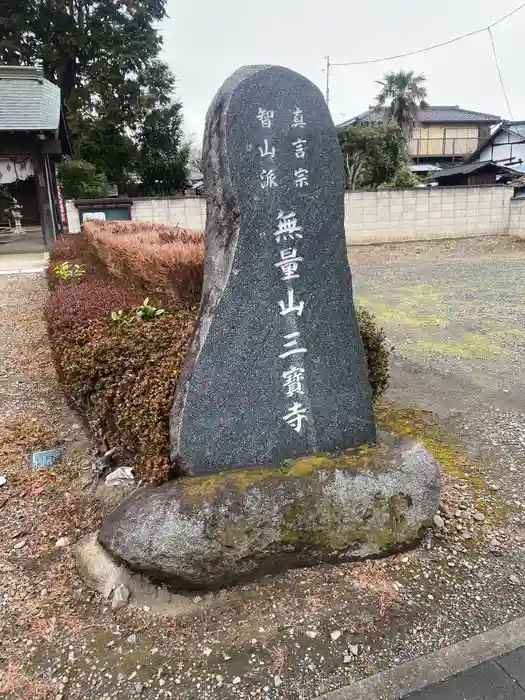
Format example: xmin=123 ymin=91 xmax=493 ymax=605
xmin=97 ymin=66 xmax=440 ymax=589
xmin=170 ymin=65 xmax=376 ymax=476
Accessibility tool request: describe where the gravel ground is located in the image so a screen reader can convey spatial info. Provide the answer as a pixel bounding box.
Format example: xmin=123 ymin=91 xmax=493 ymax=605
xmin=1 ymin=236 xmax=525 ymax=700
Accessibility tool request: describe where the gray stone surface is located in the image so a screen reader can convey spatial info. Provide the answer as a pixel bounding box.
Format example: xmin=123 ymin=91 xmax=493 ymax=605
xmin=99 ymin=437 xmax=440 ymax=590
xmin=497 ymin=648 xmax=525 ymax=688
xmin=170 ymin=64 xmax=375 ymax=476
xmin=404 ymin=662 xmax=525 ymax=700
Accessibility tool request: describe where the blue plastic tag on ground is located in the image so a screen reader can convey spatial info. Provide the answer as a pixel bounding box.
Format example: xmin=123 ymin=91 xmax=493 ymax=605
xmin=30 ymin=446 xmax=64 ymax=471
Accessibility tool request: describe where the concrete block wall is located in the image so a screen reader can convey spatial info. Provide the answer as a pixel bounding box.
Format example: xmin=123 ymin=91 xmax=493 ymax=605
xmin=65 ymin=200 xmax=81 ymax=233
xmin=509 ymin=198 xmax=525 ymax=238
xmin=132 ymin=197 xmax=205 ymax=230
xmin=344 ymin=186 xmax=514 ymax=245
xmin=65 ymin=197 xmax=206 ymax=234
xmin=66 ymin=187 xmax=518 ymax=243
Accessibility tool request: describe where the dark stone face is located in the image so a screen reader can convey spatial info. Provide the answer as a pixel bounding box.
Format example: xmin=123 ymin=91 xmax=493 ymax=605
xmin=170 ymin=65 xmax=376 ymax=476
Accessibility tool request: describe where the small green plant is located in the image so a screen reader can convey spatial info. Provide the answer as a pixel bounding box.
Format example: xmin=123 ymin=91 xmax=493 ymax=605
xmin=136 ymin=298 xmax=166 ymax=321
xmin=111 ymin=298 xmax=166 ymax=325
xmin=356 ymin=306 xmax=392 ymax=400
xmin=110 ymin=309 xmax=135 ymax=325
xmin=53 ymin=262 xmax=86 ymax=281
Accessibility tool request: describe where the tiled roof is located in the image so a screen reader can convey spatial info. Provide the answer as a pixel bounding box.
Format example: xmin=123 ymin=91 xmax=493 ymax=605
xmin=429 ymin=160 xmax=517 ymax=179
xmin=0 ymin=66 xmax=61 ymax=132
xmin=339 ymin=105 xmax=501 ymax=127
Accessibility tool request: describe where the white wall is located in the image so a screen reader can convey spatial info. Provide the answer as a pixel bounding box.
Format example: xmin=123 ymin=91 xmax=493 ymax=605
xmin=509 ymin=197 xmax=525 ymax=238
xmin=65 ymin=197 xmax=206 ymax=234
xmin=65 ymin=200 xmax=81 ymax=233
xmin=345 ymin=186 xmax=513 ymax=244
xmin=66 ymin=187 xmax=525 ymax=243
xmin=132 ymin=197 xmax=206 ymax=231
xmin=474 ymin=127 xmax=525 ymax=165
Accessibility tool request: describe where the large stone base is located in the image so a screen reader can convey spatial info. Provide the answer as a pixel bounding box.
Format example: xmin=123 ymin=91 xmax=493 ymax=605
xmin=98 ymin=437 xmax=440 ymax=589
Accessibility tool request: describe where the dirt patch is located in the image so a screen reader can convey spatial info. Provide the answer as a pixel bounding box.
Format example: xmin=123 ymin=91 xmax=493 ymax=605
xmin=0 ymin=263 xmax=524 ymax=700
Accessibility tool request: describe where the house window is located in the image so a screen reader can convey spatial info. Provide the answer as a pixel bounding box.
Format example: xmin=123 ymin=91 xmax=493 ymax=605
xmin=411 ymin=127 xmax=445 ymax=155
xmin=409 ymin=129 xmax=420 ymax=156
xmin=444 ymin=127 xmax=478 ymax=155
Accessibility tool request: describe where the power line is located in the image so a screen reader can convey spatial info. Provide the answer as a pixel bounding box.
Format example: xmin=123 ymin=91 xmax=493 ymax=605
xmin=487 ymin=27 xmax=514 ymax=119
xmin=330 ymin=2 xmax=525 ymax=66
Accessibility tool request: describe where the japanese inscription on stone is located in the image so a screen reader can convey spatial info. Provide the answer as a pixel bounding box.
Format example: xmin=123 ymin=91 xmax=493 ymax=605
xmin=255 ymin=106 xmax=311 ymax=434
xmin=170 ymin=65 xmax=376 ymax=476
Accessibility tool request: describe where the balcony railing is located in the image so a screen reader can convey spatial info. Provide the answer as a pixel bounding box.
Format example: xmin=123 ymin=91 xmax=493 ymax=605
xmin=408 ymin=137 xmax=480 ymax=158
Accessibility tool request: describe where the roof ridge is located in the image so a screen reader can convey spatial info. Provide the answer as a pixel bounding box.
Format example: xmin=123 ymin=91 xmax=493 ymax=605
xmin=0 ymin=65 xmax=46 ymax=83
xmin=432 ymin=105 xmax=500 ymax=117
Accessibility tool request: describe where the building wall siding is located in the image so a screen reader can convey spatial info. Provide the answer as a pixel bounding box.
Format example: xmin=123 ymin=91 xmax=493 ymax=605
xmin=475 ymin=130 xmax=525 ymax=165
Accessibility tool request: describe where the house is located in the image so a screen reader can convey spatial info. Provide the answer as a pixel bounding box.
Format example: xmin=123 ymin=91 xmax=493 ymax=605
xmin=427 ymin=160 xmax=520 ymax=187
xmin=464 ymin=121 xmax=525 ymax=172
xmin=186 ymin=168 xmax=204 ymax=196
xmin=0 ymin=65 xmax=72 ymax=249
xmin=338 ymin=105 xmax=501 ymax=170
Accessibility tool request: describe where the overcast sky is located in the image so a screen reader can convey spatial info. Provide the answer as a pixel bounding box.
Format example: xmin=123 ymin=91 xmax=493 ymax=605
xmin=161 ymin=0 xmax=525 ymax=146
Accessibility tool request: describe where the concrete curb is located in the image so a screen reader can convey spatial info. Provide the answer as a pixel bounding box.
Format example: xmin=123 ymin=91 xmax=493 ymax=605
xmin=0 ymin=267 xmax=45 ymax=275
xmin=75 ymin=532 xmax=215 ymax=618
xmin=319 ymin=615 xmax=525 ymax=700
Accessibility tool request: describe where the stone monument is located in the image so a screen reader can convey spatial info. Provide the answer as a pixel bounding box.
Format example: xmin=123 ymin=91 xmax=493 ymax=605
xmin=97 ymin=66 xmax=440 ymax=590
xmin=170 ymin=64 xmax=376 ymax=476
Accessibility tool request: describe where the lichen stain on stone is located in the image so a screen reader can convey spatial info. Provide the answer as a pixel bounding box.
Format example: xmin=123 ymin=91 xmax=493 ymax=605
xmin=179 ymin=443 xmax=386 ymax=503
xmin=212 ymin=516 xmax=261 ymax=550
xmin=375 ymin=402 xmax=480 ymax=484
xmin=279 ymin=486 xmax=413 ymax=553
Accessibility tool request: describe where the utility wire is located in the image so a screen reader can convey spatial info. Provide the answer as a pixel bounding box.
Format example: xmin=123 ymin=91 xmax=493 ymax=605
xmin=331 ymin=2 xmax=525 ymax=66
xmin=487 ymin=26 xmax=514 ymax=119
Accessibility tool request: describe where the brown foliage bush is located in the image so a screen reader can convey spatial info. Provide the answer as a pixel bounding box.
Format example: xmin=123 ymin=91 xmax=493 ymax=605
xmin=48 ymin=232 xmax=86 ymax=266
xmin=83 ymin=221 xmax=204 ymax=304
xmin=46 ymin=233 xmax=88 ymax=289
xmin=45 ymin=278 xmax=144 ymax=340
xmin=53 ymin=311 xmax=197 ymax=483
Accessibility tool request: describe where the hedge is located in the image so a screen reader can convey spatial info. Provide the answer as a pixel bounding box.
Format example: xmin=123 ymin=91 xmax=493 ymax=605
xmin=54 ymin=312 xmax=196 ymax=483
xmin=46 ymin=222 xmax=391 ymax=483
xmin=83 ymin=221 xmax=204 ymax=304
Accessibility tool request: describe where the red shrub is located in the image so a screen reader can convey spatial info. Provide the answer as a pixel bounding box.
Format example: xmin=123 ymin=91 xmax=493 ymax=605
xmin=45 ymin=278 xmax=144 ymax=339
xmin=48 ymin=233 xmax=86 ymax=265
xmin=53 ymin=312 xmax=197 ymax=483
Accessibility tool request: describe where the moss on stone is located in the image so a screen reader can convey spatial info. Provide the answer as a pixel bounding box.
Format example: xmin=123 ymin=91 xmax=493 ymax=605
xmin=375 ymin=402 xmax=477 ymax=482
xmin=282 ymin=443 xmax=383 ymax=478
xmin=374 ymin=400 xmax=511 ymax=528
xmin=179 ymin=468 xmax=275 ymax=501
xmin=180 ymin=442 xmax=384 ymax=503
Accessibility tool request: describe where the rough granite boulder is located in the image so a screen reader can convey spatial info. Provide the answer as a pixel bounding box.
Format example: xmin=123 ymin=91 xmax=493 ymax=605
xmin=98 ymin=437 xmax=440 ymax=589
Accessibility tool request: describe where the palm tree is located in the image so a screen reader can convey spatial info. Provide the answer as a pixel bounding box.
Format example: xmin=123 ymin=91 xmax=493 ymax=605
xmin=374 ymin=70 xmax=428 ymax=144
